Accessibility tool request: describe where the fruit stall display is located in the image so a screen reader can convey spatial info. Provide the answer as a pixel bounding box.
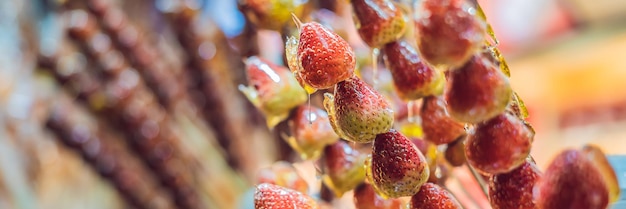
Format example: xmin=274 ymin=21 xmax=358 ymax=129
xmin=0 ymin=0 xmax=624 ymax=209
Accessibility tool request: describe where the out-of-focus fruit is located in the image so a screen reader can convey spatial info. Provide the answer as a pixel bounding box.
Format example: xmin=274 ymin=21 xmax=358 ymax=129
xmin=286 ymin=17 xmax=356 ymax=91
xmin=382 ymin=41 xmax=444 ymax=100
xmin=256 ymin=161 xmax=309 ymax=194
xmin=421 ymin=96 xmax=465 ymax=145
xmin=239 ymin=56 xmax=307 ymax=128
xmin=254 ymin=183 xmax=318 ymax=209
xmin=535 ymin=149 xmax=609 ymax=209
xmin=582 ymin=144 xmax=620 ymax=203
xmin=445 ymin=55 xmax=512 ymax=123
xmin=354 ymin=183 xmax=404 ymax=209
xmin=240 ymin=0 xmax=308 ymax=31
xmin=465 ymin=113 xmax=532 ymax=174
xmin=488 ymin=160 xmax=540 ymax=209
xmin=410 ymin=182 xmax=462 ymax=209
xmin=321 ymin=140 xmax=367 ymax=197
xmin=444 ymin=136 xmax=466 ymax=167
xmin=285 ymin=105 xmax=339 ymax=160
xmin=370 ymin=129 xmax=429 ymax=198
xmin=352 ymin=0 xmax=406 ymax=48
xmin=324 ymin=77 xmax=394 ymax=143
xmin=415 ymin=0 xmax=484 ymax=68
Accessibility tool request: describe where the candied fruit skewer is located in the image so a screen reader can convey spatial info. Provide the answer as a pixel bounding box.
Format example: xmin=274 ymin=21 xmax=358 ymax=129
xmin=46 ymin=98 xmax=176 ymax=209
xmin=41 ymin=49 xmax=204 ymax=209
xmin=84 ymin=0 xmax=189 ymax=110
xmin=158 ymin=2 xmax=270 ymax=175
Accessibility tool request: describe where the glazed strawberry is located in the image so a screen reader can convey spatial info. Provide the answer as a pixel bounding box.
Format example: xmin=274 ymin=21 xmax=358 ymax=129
xmin=286 ymin=16 xmax=356 ymax=91
xmin=582 ymin=145 xmax=621 ymax=203
xmin=445 ymin=55 xmax=512 ymax=123
xmin=383 ymin=41 xmax=444 ymax=100
xmin=415 ymin=0 xmax=484 ymax=68
xmin=254 ymin=183 xmax=318 ymax=209
xmin=371 ymin=129 xmax=429 ymax=198
xmin=239 ymin=56 xmax=307 ymax=127
xmin=352 ymin=0 xmax=406 ymax=48
xmin=256 ymin=161 xmax=309 ymax=194
xmin=535 ymin=149 xmax=609 ymax=209
xmin=410 ymin=183 xmax=462 ymax=209
xmin=421 ymin=96 xmax=465 ymax=145
xmin=324 ymin=77 xmax=393 ymax=143
xmin=285 ymin=105 xmax=339 ymax=160
xmin=321 ymin=140 xmax=367 ymax=197
xmin=354 ymin=183 xmax=403 ymax=209
xmin=465 ymin=112 xmax=532 ymax=174
xmin=488 ymin=160 xmax=541 ymax=209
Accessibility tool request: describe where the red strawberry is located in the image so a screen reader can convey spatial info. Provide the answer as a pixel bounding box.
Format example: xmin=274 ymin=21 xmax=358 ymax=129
xmin=254 ymin=183 xmax=318 ymax=209
xmin=352 ymin=0 xmax=406 ymax=48
xmin=321 ymin=140 xmax=367 ymax=197
xmin=535 ymin=149 xmax=609 ymax=209
xmin=371 ymin=129 xmax=429 ymax=198
xmin=421 ymin=96 xmax=465 ymax=145
xmin=240 ymin=56 xmax=307 ymax=127
xmin=354 ymin=183 xmax=404 ymax=209
xmin=285 ymin=105 xmax=339 ymax=160
xmin=415 ymin=0 xmax=484 ymax=68
xmin=410 ymin=183 xmax=462 ymax=209
xmin=324 ymin=77 xmax=394 ymax=143
xmin=256 ymin=161 xmax=309 ymax=194
xmin=465 ymin=112 xmax=532 ymax=174
xmin=445 ymin=55 xmax=512 ymax=123
xmin=286 ymin=16 xmax=356 ymax=91
xmin=488 ymin=160 xmax=541 ymax=209
xmin=383 ymin=41 xmax=444 ymax=100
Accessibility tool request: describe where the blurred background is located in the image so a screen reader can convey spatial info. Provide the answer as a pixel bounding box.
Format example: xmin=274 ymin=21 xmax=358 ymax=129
xmin=0 ymin=0 xmax=625 ymax=208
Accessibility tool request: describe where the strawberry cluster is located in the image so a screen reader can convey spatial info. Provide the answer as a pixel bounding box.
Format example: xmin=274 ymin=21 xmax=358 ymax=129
xmin=244 ymin=0 xmax=620 ymax=208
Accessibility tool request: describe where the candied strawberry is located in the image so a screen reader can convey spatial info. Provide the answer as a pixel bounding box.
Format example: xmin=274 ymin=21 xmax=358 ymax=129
xmin=254 ymin=183 xmax=318 ymax=209
xmin=383 ymin=41 xmax=444 ymax=100
xmin=445 ymin=55 xmax=512 ymax=123
xmin=239 ymin=56 xmax=307 ymax=127
xmin=535 ymin=149 xmax=609 ymax=209
xmin=488 ymin=160 xmax=541 ymax=209
xmin=410 ymin=183 xmax=462 ymax=209
xmin=421 ymin=96 xmax=465 ymax=145
xmin=287 ymin=17 xmax=356 ymax=90
xmin=415 ymin=0 xmax=484 ymax=68
xmin=285 ymin=105 xmax=339 ymax=160
xmin=465 ymin=112 xmax=532 ymax=174
xmin=324 ymin=77 xmax=393 ymax=143
xmin=321 ymin=140 xmax=367 ymax=197
xmin=354 ymin=183 xmax=403 ymax=209
xmin=352 ymin=0 xmax=406 ymax=48
xmin=256 ymin=161 xmax=309 ymax=194
xmin=371 ymin=129 xmax=429 ymax=198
